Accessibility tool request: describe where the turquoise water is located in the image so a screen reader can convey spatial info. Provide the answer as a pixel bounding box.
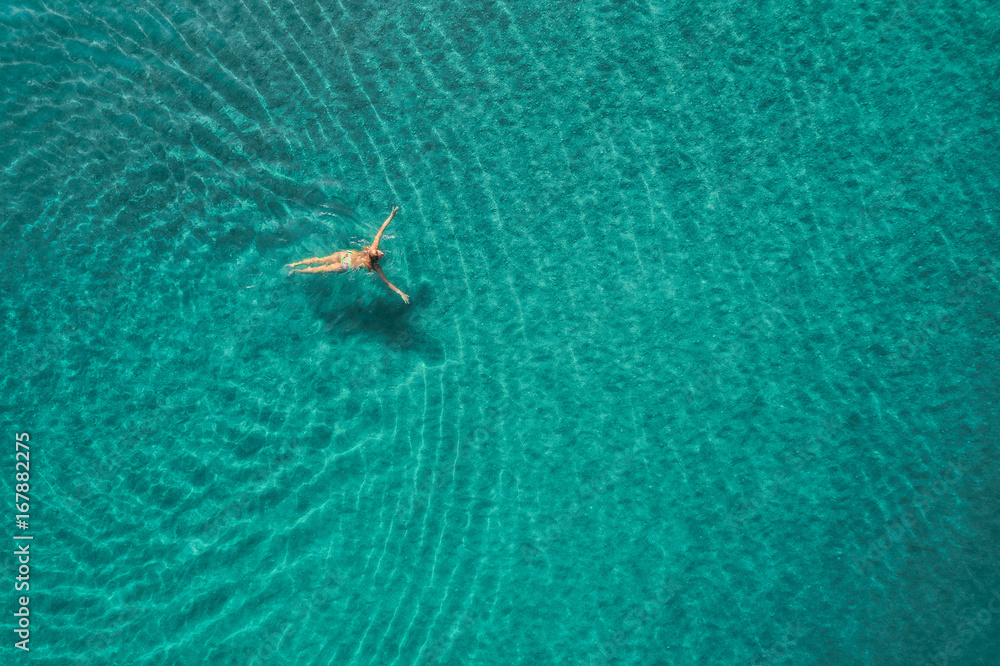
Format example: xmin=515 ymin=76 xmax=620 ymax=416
xmin=2 ymin=0 xmax=999 ymax=663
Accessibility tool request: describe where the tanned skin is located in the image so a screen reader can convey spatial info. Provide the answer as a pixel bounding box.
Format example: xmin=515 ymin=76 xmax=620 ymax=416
xmin=285 ymin=206 xmax=409 ymax=304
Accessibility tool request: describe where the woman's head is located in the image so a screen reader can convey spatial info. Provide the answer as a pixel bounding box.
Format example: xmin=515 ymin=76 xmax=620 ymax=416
xmin=370 ymin=249 xmax=385 ymax=262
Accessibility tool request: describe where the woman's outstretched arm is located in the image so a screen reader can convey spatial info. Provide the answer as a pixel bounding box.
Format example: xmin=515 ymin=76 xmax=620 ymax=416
xmin=373 ymin=264 xmax=409 ymax=304
xmin=370 ymin=206 xmax=399 ymax=254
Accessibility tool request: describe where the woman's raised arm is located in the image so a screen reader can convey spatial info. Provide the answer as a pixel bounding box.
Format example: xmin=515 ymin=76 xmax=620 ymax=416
xmin=370 ymin=206 xmax=399 ymax=254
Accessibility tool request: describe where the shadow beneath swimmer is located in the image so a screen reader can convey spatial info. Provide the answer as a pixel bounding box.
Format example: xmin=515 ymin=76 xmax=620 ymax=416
xmin=309 ymin=281 xmax=442 ymax=360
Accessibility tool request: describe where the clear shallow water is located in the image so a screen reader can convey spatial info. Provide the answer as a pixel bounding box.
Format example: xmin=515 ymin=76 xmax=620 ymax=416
xmin=1 ymin=0 xmax=998 ymax=664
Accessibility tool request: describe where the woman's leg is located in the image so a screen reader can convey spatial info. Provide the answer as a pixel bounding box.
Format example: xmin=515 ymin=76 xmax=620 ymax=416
xmin=286 ymin=251 xmax=345 ymax=268
xmin=290 ymin=263 xmax=347 ymax=274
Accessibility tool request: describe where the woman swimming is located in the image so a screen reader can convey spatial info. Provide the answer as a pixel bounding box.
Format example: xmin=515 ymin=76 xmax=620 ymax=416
xmin=286 ymin=206 xmax=410 ymax=304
